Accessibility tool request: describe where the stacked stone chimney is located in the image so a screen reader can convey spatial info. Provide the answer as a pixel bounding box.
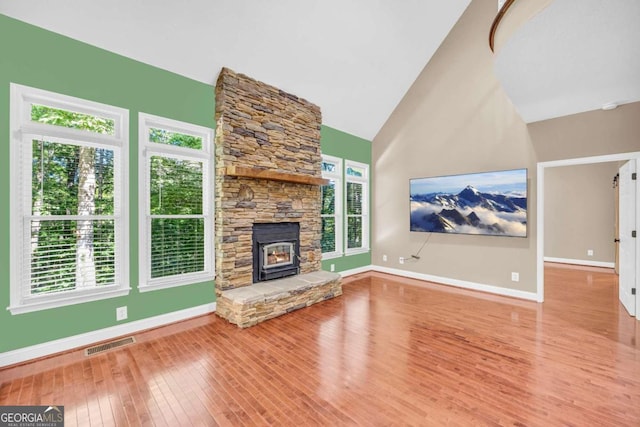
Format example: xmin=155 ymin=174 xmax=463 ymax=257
xmin=214 ymin=68 xmax=324 ymax=293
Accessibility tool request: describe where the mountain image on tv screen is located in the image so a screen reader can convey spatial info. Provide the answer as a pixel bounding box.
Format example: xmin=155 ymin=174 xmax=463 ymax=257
xmin=410 ymin=169 xmax=527 ymax=237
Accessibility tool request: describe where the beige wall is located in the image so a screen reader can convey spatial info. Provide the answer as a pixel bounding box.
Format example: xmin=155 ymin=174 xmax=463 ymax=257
xmin=529 ymin=102 xmax=640 ymax=162
xmin=373 ymin=0 xmax=537 ymax=292
xmin=544 ymin=163 xmax=618 ymax=264
xmin=372 ymin=0 xmax=640 ymax=295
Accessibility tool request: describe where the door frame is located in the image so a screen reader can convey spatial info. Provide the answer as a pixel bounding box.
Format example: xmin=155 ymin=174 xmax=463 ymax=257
xmin=615 ymin=173 xmax=620 ymax=274
xmin=536 ymin=151 xmax=640 ymax=319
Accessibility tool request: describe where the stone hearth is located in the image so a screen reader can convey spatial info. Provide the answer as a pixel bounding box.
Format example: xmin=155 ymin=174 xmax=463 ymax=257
xmin=216 ymin=271 xmax=341 ymax=328
xmin=214 ymin=68 xmax=342 ymax=327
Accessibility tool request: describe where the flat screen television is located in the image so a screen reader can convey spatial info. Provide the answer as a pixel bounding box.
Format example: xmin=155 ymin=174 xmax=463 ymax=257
xmin=410 ymin=168 xmax=527 ymax=237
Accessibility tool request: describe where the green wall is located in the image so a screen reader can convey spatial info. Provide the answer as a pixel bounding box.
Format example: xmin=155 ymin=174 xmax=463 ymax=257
xmin=321 ymin=125 xmax=371 ymax=165
xmin=0 ymin=15 xmax=216 ymax=353
xmin=320 ymin=126 xmax=373 ymax=272
xmin=0 ymin=15 xmax=371 ymax=354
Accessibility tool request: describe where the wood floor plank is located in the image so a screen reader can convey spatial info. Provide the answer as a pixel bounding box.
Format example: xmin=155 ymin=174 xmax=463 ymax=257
xmin=1 ymin=264 xmax=639 ymax=425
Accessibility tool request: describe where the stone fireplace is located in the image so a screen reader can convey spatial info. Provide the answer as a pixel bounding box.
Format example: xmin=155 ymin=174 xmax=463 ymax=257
xmin=214 ymin=68 xmax=342 ymax=327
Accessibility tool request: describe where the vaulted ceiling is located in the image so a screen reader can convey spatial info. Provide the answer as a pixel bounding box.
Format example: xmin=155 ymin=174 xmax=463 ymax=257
xmin=0 ymin=0 xmax=471 ymax=141
xmin=494 ymin=0 xmax=640 ymax=123
xmin=3 ymin=1 xmax=637 ymax=140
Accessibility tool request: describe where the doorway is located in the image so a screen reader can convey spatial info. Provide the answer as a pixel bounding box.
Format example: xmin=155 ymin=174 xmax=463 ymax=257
xmin=537 ymin=152 xmax=640 ymax=320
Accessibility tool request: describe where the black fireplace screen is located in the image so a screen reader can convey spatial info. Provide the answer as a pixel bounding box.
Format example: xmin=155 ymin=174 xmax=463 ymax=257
xmin=252 ymin=223 xmax=300 ymax=282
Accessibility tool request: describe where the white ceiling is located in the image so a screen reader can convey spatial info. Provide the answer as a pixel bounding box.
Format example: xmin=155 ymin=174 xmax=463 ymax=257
xmin=494 ymin=0 xmax=640 ymax=123
xmin=0 ymin=0 xmax=470 ymax=140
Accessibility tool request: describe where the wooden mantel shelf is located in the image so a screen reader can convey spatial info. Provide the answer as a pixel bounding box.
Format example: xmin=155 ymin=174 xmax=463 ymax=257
xmin=224 ymin=165 xmax=329 ymax=186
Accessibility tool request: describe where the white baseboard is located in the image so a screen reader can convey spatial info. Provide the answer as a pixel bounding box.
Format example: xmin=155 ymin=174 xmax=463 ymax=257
xmin=371 ymin=265 xmax=538 ymax=301
xmin=544 ymin=257 xmax=615 ymax=269
xmin=0 ymin=302 xmax=216 ymax=368
xmin=339 ymin=265 xmax=374 ymax=277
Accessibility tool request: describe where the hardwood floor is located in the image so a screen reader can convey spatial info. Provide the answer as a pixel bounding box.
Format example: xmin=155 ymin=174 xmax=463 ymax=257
xmin=1 ymin=264 xmax=639 ymax=426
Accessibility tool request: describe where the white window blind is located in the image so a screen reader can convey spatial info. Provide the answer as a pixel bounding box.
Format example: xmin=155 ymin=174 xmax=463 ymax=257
xmin=345 ymin=160 xmax=369 ymax=255
xmin=139 ymin=113 xmax=214 ymax=291
xmin=9 ymin=84 xmax=130 ymax=314
xmin=321 ymin=155 xmax=342 ymax=259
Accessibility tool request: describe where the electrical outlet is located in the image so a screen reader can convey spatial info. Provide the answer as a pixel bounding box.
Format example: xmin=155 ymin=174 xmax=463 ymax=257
xmin=383 ymin=254 xmax=388 ymax=262
xmin=511 ymin=272 xmax=519 ymax=282
xmin=587 ymin=249 xmax=594 ymax=257
xmin=116 ymin=306 xmax=127 ymax=321
xmin=399 ymin=257 xmax=405 ymax=264
xmin=330 ymin=264 xmax=335 ymax=272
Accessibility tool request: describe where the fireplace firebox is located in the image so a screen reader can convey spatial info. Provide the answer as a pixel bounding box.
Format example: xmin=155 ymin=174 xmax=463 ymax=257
xmin=252 ymin=223 xmax=300 ymax=283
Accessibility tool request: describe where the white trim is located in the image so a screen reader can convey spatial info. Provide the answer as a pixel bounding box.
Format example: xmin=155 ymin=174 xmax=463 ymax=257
xmin=537 ymin=151 xmax=640 ymax=310
xmin=141 ymin=113 xmax=212 ymax=147
xmin=138 ymin=272 xmax=214 ymax=293
xmin=371 ymin=265 xmax=538 ymax=301
xmin=0 ymin=303 xmax=216 ymax=368
xmin=321 ymin=155 xmax=343 ymax=258
xmin=345 ymin=160 xmax=369 ymax=180
xmin=321 ymin=251 xmax=344 ymax=260
xmin=537 ymin=152 xmax=640 ymax=169
xmin=544 ymin=257 xmax=615 ymax=269
xmin=138 ymin=113 xmax=215 ymax=292
xmin=536 ymin=162 xmax=545 ymax=303
xmin=336 ymin=264 xmax=538 ymax=300
xmin=9 ymin=83 xmax=130 ymax=314
xmin=13 ymin=83 xmax=127 ymax=140
xmin=321 ymin=154 xmax=343 ymax=178
xmin=7 ymin=287 xmax=131 ymax=315
xmin=21 ymin=124 xmax=125 ymax=147
xmin=345 ymin=248 xmax=370 ymax=256
xmin=338 ymin=265 xmax=373 ymax=277
xmin=345 ymin=159 xmax=370 ymax=255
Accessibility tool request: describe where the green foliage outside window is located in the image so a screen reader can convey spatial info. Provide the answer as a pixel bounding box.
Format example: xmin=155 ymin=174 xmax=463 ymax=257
xmin=321 ymin=182 xmax=336 ymax=253
xmin=150 ymin=157 xmax=202 ymax=215
xmin=32 ymin=104 xmax=115 ymax=135
xmin=347 ymin=216 xmax=363 ymax=249
xmin=149 ymin=128 xmax=202 ymax=149
xmin=347 ymin=182 xmax=363 ymax=249
xmin=149 ymin=156 xmax=205 ymax=278
xmin=29 ymin=105 xmax=116 ymax=294
xmin=346 ymin=182 xmax=362 ymax=215
xmin=151 ymin=218 xmax=204 ymax=278
xmin=346 ymin=166 xmax=364 ymax=177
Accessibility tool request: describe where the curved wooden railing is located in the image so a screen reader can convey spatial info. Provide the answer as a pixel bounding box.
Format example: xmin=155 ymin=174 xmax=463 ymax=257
xmin=489 ymin=0 xmax=516 ymax=52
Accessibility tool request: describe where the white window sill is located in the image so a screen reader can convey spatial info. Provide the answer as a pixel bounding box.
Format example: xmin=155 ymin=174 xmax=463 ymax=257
xmin=8 ymin=286 xmax=131 ymax=315
xmin=345 ymin=248 xmax=370 ymax=257
xmin=321 ymin=251 xmax=344 ymax=260
xmin=139 ymin=272 xmax=214 ymax=293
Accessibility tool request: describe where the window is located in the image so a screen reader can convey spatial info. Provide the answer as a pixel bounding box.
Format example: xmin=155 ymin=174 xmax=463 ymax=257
xmin=138 ymin=113 xmax=214 ymax=291
xmin=345 ymin=160 xmax=369 ymax=255
xmin=9 ymin=84 xmax=129 ymax=314
xmin=320 ymin=155 xmax=343 ymax=259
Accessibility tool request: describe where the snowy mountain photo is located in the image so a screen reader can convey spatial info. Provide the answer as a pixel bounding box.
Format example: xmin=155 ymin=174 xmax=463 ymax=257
xmin=410 ymin=169 xmax=527 ymax=237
